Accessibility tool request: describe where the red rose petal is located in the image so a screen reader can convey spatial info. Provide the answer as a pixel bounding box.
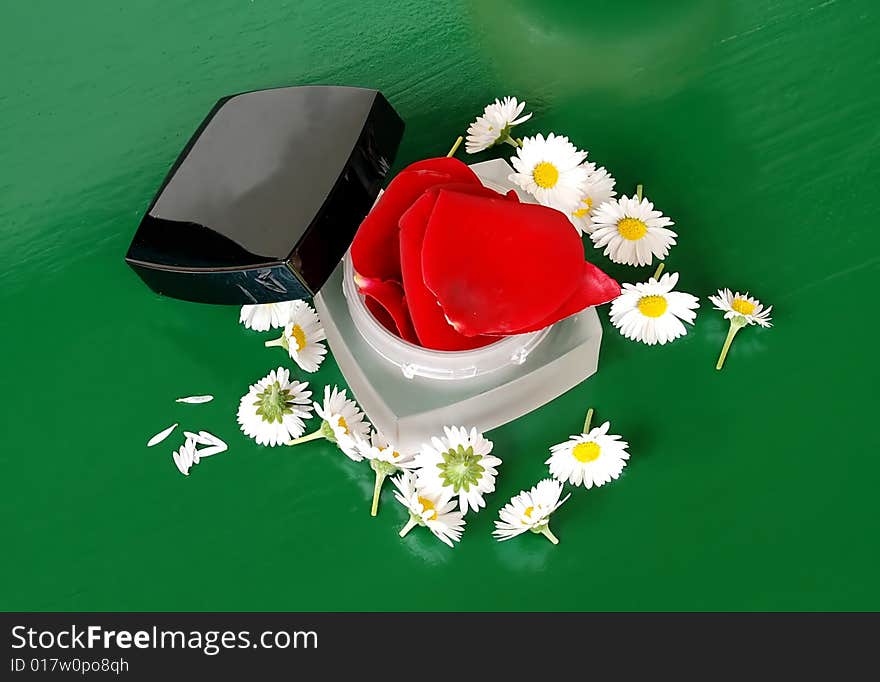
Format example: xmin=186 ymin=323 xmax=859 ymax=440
xmin=364 ymin=295 xmax=399 ymax=336
xmin=403 ymin=157 xmax=482 ymax=184
xmin=350 ymin=159 xmax=482 ymax=283
xmin=351 ymin=170 xmax=449 ymax=282
xmin=353 ymin=274 xmax=419 ymax=344
xmin=421 ymin=191 xmax=586 ymax=336
xmin=400 ymin=184 xmax=513 ymax=350
xmin=502 ymin=260 xmax=621 ymax=334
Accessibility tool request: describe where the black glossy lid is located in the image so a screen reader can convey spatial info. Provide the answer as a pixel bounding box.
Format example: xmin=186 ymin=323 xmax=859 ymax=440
xmin=125 ymin=85 xmax=403 ymax=304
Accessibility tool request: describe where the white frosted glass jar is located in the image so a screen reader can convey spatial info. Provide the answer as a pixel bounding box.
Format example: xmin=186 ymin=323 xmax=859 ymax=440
xmin=315 ymin=159 xmax=604 ymax=451
xmin=342 ymin=251 xmax=550 ymax=380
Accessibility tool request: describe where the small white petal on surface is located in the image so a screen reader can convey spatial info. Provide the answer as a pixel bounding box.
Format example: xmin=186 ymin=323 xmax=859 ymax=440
xmin=147 ymin=423 xmax=178 ymax=447
xmin=175 ymin=395 xmax=214 ymax=404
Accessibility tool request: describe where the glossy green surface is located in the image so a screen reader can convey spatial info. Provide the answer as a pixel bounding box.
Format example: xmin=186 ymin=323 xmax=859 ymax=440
xmin=2 ymin=0 xmax=878 ymax=611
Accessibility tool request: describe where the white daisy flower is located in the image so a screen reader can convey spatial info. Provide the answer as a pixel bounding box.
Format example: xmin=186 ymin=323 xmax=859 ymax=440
xmin=239 ymin=301 xmax=297 ymax=331
xmin=413 ymin=426 xmax=501 ymax=515
xmin=509 ymin=133 xmax=592 ymax=212
xmin=264 ymin=300 xmax=328 ymax=373
xmin=610 ymin=269 xmax=700 ymax=345
xmin=569 ymin=165 xmax=617 ymax=235
xmin=709 ymin=288 xmax=773 ymax=370
xmin=392 ymin=472 xmax=466 ymax=547
xmin=236 ymin=367 xmax=313 ymax=447
xmin=287 ymin=385 xmax=370 ymax=460
xmin=590 ymin=192 xmax=677 ymax=266
xmin=709 ymin=288 xmax=773 ymax=328
xmin=547 ymin=410 xmax=630 ymax=489
xmin=465 ymin=96 xmax=533 ymax=154
xmin=355 ymin=432 xmax=418 ymax=516
xmin=493 ymin=478 xmax=570 ymax=544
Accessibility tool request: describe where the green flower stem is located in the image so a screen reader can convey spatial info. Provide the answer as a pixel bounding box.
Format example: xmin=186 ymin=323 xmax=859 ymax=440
xmin=370 ymin=471 xmax=386 ymax=517
xmin=541 ymin=526 xmax=559 ymax=545
xmin=399 ymin=517 xmax=418 ymax=538
xmin=636 ymin=183 xmax=643 ymax=201
xmin=264 ymin=336 xmax=285 ymax=348
xmin=286 ymin=429 xmax=324 ymax=447
xmin=583 ymin=408 xmax=594 ymax=433
xmin=716 ymin=317 xmax=747 ymax=371
xmin=446 ymin=135 xmax=463 ymax=158
xmin=503 ymin=135 xmax=523 ymax=148
xmin=653 ymin=262 xmax=665 ymax=280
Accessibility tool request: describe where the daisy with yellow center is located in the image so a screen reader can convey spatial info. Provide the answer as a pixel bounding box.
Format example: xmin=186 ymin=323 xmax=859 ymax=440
xmin=569 ymin=166 xmax=617 ymax=235
xmin=508 ymin=133 xmax=591 ymax=212
xmin=493 ymin=479 xmax=570 ymax=544
xmin=464 ymin=96 xmax=533 ymax=154
xmin=264 ymin=300 xmax=327 ymax=373
xmin=236 ymin=367 xmax=313 ymax=447
xmin=589 ymin=187 xmax=677 ymax=266
xmin=708 ymin=288 xmax=773 ymax=370
xmin=609 ymin=266 xmax=700 ymax=345
xmin=239 ymin=300 xmax=297 ymax=331
xmin=546 ymin=409 xmax=630 ymax=489
xmin=354 ymin=431 xmax=417 ymax=516
xmin=286 ymin=385 xmax=370 ymax=460
xmin=392 ymin=472 xmax=466 ymax=547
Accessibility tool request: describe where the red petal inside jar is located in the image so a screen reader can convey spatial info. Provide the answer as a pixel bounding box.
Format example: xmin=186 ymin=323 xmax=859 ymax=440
xmin=421 ymin=191 xmax=586 ymax=336
xmin=501 ymin=260 xmax=621 ymax=334
xmin=350 ymin=158 xmax=482 ymax=283
xmin=399 ymin=184 xmax=513 ymax=350
xmin=354 ymin=274 xmax=419 ymax=344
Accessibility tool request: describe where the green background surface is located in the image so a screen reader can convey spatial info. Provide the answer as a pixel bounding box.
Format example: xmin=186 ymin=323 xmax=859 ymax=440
xmin=2 ymin=0 xmax=878 ymax=611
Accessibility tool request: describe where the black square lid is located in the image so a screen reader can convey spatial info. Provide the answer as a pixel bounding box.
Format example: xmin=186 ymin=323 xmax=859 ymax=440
xmin=125 ymin=85 xmax=404 ymax=304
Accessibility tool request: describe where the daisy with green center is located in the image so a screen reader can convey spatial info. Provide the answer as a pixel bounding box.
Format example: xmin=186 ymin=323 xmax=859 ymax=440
xmin=610 ymin=265 xmax=700 ymax=345
xmin=590 ymin=186 xmax=677 ymax=266
xmin=569 ymin=165 xmax=617 ymax=235
xmin=392 ymin=472 xmax=466 ymax=547
xmin=239 ymin=301 xmax=297 ymax=331
xmin=413 ymin=426 xmax=501 ymax=515
xmin=709 ymin=288 xmax=773 ymax=370
xmin=354 ymin=432 xmax=417 ymax=516
xmin=236 ymin=367 xmax=313 ymax=447
xmin=546 ymin=409 xmax=630 ymax=489
xmin=465 ymin=96 xmax=533 ymax=154
xmin=264 ymin=300 xmax=328 ymax=373
xmin=509 ymin=133 xmax=591 ymax=212
xmin=287 ymin=385 xmax=370 ymax=460
xmin=493 ymin=478 xmax=571 ymax=545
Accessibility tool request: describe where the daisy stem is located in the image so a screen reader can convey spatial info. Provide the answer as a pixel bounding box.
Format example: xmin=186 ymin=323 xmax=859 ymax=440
xmin=653 ymin=262 xmax=665 ymax=280
xmin=583 ymin=408 xmax=594 ymax=433
xmin=285 ymin=429 xmax=324 ymax=446
xmin=715 ymin=319 xmax=745 ymax=371
xmin=446 ymin=135 xmax=463 ymax=158
xmin=399 ymin=517 xmax=418 ymax=538
xmin=636 ymin=183 xmax=643 ymax=201
xmin=504 ymin=136 xmax=523 ymax=148
xmin=370 ymin=471 xmax=386 ymax=517
xmin=541 ymin=526 xmax=560 ymax=545
xmin=264 ymin=336 xmax=285 ymax=348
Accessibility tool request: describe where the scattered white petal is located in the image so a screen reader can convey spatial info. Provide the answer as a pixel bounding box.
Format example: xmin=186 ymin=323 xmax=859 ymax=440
xmin=172 ymin=438 xmax=197 ymax=476
xmin=175 ymin=395 xmax=214 ymax=404
xmin=147 ymin=423 xmax=178 ymax=447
